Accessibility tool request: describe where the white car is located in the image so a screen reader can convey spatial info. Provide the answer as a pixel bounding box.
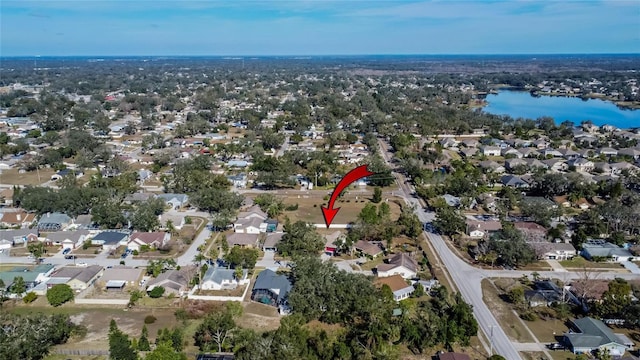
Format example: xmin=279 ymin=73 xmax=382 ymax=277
xmin=76 ymin=262 xmax=88 ymax=267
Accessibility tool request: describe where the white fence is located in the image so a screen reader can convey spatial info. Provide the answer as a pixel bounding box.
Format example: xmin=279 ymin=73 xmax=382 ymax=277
xmin=186 ymin=282 xmax=250 ymax=302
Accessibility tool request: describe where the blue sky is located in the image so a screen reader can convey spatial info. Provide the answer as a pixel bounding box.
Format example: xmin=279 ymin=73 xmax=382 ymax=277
xmin=1 ymin=0 xmax=639 ymax=56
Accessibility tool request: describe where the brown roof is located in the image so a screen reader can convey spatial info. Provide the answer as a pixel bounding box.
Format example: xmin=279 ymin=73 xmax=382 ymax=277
xmin=226 ymin=233 xmax=259 ymax=247
xmin=100 ymin=267 xmax=144 ymax=283
xmin=466 ymin=220 xmax=502 ymax=232
xmin=354 ymin=240 xmax=383 ymax=257
xmin=130 ymin=232 xmax=167 ymax=245
xmin=374 ymin=274 xmax=411 ymax=292
xmin=514 ymin=222 xmax=547 ymax=233
xmin=263 ymin=232 xmax=283 ymax=248
xmin=439 ymin=353 xmax=471 ymax=360
xmin=0 ymin=211 xmax=35 ymax=225
xmin=377 ymin=252 xmax=418 ymax=273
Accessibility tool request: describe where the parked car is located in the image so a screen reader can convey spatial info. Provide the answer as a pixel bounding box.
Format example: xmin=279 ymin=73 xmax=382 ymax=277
xmin=62 ymin=248 xmax=71 ymax=255
xmin=76 ymin=262 xmax=88 ymax=267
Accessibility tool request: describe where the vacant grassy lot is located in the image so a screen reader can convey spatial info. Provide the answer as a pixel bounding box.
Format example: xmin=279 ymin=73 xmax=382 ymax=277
xmin=0 ymin=168 xmax=56 ymax=185
xmin=481 ymin=279 xmax=535 ymax=343
xmin=196 ymin=284 xmax=247 ymax=297
xmin=559 ymin=256 xmax=626 ymax=269
xmin=281 ymin=194 xmax=404 ymax=224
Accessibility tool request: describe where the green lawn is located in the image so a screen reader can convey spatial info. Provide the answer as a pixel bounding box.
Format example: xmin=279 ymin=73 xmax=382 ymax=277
xmin=559 ymin=256 xmax=625 ymax=269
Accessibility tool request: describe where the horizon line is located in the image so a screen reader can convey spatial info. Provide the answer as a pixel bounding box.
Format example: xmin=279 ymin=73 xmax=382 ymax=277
xmin=2 ymin=52 xmax=640 ymax=59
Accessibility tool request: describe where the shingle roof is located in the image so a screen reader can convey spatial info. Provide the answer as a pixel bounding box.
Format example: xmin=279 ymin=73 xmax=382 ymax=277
xmin=253 ymin=269 xmax=292 ymax=303
xmin=378 ymin=253 xmax=418 ymax=273
xmin=100 ymin=267 xmax=144 ymax=283
xmin=51 ymin=265 xmax=102 ymax=284
xmin=565 ymin=317 xmax=625 ymax=349
xmin=92 ymin=231 xmax=129 ymax=244
xmin=374 ymin=274 xmax=412 ymax=293
xmin=226 ymin=233 xmax=259 ymax=247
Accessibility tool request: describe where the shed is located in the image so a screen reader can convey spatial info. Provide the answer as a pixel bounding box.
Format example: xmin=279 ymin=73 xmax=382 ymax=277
xmin=105 ymin=280 xmax=126 ymax=291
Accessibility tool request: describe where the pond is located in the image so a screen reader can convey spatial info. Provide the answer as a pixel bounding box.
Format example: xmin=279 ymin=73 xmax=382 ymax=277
xmin=483 ymin=90 xmax=640 ymax=129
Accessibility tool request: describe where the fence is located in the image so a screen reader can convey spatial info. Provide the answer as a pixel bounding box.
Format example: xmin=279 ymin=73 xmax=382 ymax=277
xmin=186 ymin=281 xmax=250 ymax=302
xmin=54 ymin=349 xmax=110 ymax=356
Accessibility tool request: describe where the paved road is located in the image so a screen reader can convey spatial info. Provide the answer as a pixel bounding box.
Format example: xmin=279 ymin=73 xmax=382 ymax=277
xmin=378 ymin=137 xmax=523 ymax=360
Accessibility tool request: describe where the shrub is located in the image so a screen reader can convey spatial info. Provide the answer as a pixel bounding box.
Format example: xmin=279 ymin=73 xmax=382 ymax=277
xmin=284 ymin=203 xmax=299 ymax=211
xmin=119 ymin=260 xmax=125 ymax=265
xmin=23 ymin=291 xmax=37 ymax=303
xmin=520 ymin=311 xmax=537 ymax=321
xmin=144 ymin=315 xmax=157 ymax=324
xmin=132 ymin=250 xmax=139 ymax=256
xmin=46 ymin=284 xmax=74 ymax=307
xmin=185 ymin=216 xmax=192 ymax=224
xmin=148 ymin=286 xmax=165 ymax=298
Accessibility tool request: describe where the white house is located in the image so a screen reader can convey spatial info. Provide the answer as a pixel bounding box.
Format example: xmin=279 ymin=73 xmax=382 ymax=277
xmin=233 ymin=217 xmax=263 ymax=234
xmin=481 ymin=146 xmax=502 ymax=157
xmin=541 ymin=243 xmax=577 ymax=260
xmin=127 ymin=232 xmax=170 ymax=252
xmin=200 ymin=267 xmax=249 ymax=291
xmin=377 ymin=253 xmax=418 ymax=279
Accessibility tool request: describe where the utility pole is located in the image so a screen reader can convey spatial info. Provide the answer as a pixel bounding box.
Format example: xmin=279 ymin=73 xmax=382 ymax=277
xmin=490 ymin=325 xmax=495 ymax=355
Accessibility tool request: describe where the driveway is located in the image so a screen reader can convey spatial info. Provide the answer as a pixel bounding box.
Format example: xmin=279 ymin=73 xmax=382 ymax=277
xmin=622 ymin=261 xmax=640 ymax=274
xmin=546 ymin=259 xmax=568 ymax=272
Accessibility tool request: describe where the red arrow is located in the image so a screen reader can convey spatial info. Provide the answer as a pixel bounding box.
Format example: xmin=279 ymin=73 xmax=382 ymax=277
xmin=321 ymin=164 xmax=375 ymax=228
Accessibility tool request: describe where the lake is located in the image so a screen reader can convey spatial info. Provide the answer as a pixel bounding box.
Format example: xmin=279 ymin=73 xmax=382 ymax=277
xmin=483 ymin=90 xmax=640 ymax=129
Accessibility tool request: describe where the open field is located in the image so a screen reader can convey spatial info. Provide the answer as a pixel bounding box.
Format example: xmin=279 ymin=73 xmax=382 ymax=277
xmin=0 ymin=168 xmax=56 ymax=185
xmin=481 ymin=279 xmax=535 ymax=343
xmin=280 ymin=194 xmax=404 ymax=224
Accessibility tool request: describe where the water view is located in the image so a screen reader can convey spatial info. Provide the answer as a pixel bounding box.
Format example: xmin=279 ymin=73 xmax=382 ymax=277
xmin=483 ymin=90 xmax=640 ymax=129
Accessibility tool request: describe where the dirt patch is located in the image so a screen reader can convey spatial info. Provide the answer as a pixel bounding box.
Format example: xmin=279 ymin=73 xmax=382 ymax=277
xmin=237 ymin=302 xmax=281 ymax=332
xmin=0 ymin=168 xmax=56 ymax=185
xmin=195 ymin=284 xmax=247 ymax=297
xmin=279 ymin=194 xmax=403 ymax=224
xmin=481 ymin=279 xmax=535 ymax=343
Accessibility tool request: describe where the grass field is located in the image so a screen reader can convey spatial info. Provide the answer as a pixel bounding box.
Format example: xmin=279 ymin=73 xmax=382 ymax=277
xmin=559 ymin=256 xmax=626 ymax=269
xmin=0 ymin=168 xmax=56 ymax=185
xmin=280 ymin=194 xmax=404 ymax=224
xmin=481 ymin=279 xmax=535 ymax=343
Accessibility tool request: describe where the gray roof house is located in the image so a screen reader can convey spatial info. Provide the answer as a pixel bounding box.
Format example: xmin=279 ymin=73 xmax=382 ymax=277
xmin=90 ymin=231 xmax=130 ymax=248
xmin=251 ymin=269 xmax=292 ymax=313
xmin=262 ymin=232 xmax=283 ymax=252
xmin=0 ymin=229 xmax=39 ymax=248
xmin=200 ymin=267 xmax=249 ymax=291
xmin=38 ymin=212 xmax=72 ymax=231
xmin=155 ymin=193 xmax=189 ymax=209
xmin=44 ymin=230 xmax=91 ymax=249
xmin=226 ymin=233 xmax=259 ymax=248
xmin=563 ymin=317 xmax=633 ymax=356
xmin=581 ymin=240 xmax=634 ymax=262
xmin=49 ymin=265 xmax=104 ymax=291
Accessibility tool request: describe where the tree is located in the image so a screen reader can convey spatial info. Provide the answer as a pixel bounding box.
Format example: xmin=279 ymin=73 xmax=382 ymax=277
xmin=397 ymin=206 xmax=422 ymax=239
xmin=138 ymin=325 xmax=151 ymax=351
xmin=46 ymin=284 xmax=74 ymax=306
xmin=278 ymin=220 xmax=324 ymax=257
xmin=224 ymin=247 xmax=259 ymax=269
xmin=9 ymin=276 xmax=26 ymax=296
xmin=0 ymin=313 xmax=76 ymax=360
xmin=433 ymin=206 xmax=466 ymax=236
xmin=130 ymin=198 xmax=164 ymax=232
xmin=597 ymin=278 xmax=632 ymax=318
xmin=109 ymin=319 xmax=138 ymax=360
xmin=27 ymin=242 xmax=45 ymax=262
xmin=194 ymin=308 xmax=237 ymax=352
xmin=372 ymin=187 xmax=382 ymax=203
xmin=149 ymin=286 xmax=165 ymax=298
xmin=145 ymin=341 xmax=187 ymax=360
xmin=489 ymin=225 xmax=536 ymax=267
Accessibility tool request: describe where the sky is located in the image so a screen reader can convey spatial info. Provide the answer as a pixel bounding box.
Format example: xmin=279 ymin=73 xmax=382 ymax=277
xmin=1 ymin=0 xmax=639 ymax=56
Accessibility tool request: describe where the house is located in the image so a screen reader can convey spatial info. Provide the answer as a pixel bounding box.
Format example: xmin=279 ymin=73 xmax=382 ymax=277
xmin=542 ymin=243 xmax=577 ymax=260
xmin=581 ymin=240 xmax=634 ymax=262
xmin=377 ymin=253 xmax=418 ymax=279
xmin=233 ymin=217 xmax=263 ymax=234
xmin=543 ymin=158 xmax=568 ymax=172
xmin=37 ymin=212 xmax=71 ymax=231
xmin=127 ymin=232 xmax=170 ymax=252
xmin=50 ymin=168 xmax=83 ymax=181
xmin=598 ymin=147 xmax=619 ymax=157
xmin=542 ymin=148 xmax=563 ymax=158
xmin=0 ymin=210 xmax=36 ymax=228
xmin=500 ymin=175 xmax=530 ymax=188
xmin=563 ymin=317 xmax=633 ymax=356
xmin=568 ymin=158 xmax=595 ymax=173
xmin=514 ymin=222 xmax=547 ymax=243
xmin=251 ymin=269 xmax=292 ymax=313
xmin=558 ymin=148 xmax=580 ymax=160
xmin=44 ymin=230 xmax=91 ymax=249
xmin=48 ymin=265 xmax=103 ymax=291
xmin=99 ymin=266 xmax=144 ymax=288
xmin=159 ymin=213 xmax=186 ymax=230
xmin=480 ymin=146 xmax=501 ymax=157
xmin=519 ymin=147 xmax=540 ymax=158
xmin=262 ymin=232 xmax=283 ymax=252
xmin=501 ymin=147 xmax=523 ymax=158
xmin=155 ymin=193 xmax=189 ymax=209
xmin=200 ymin=267 xmax=249 ymax=291
xmin=478 ymin=160 xmax=505 ymax=173
xmin=226 ymin=233 xmax=259 ymax=248
xmin=0 ymin=229 xmax=39 ymax=249
xmin=90 ymin=231 xmax=129 ymax=250
xmin=466 ymin=220 xmax=502 ymax=238
xmin=354 ymin=240 xmax=384 ymax=258
xmin=415 ymin=279 xmax=440 ymax=292
xmin=227 ymin=173 xmax=247 ymax=188
xmin=146 ymin=267 xmax=193 ymax=296
xmin=323 ymin=231 xmax=343 ymax=256
xmin=226 ymin=160 xmax=249 ymax=168
xmin=442 ymin=194 xmax=461 ymax=207
xmin=123 ymin=192 xmax=154 ymax=204
xmin=437 ymin=352 xmax=471 ymax=360
xmin=236 ymin=205 xmax=268 ymax=221
xmin=374 ymin=274 xmax=414 ymax=301
xmin=0 ymin=264 xmax=56 ymax=293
